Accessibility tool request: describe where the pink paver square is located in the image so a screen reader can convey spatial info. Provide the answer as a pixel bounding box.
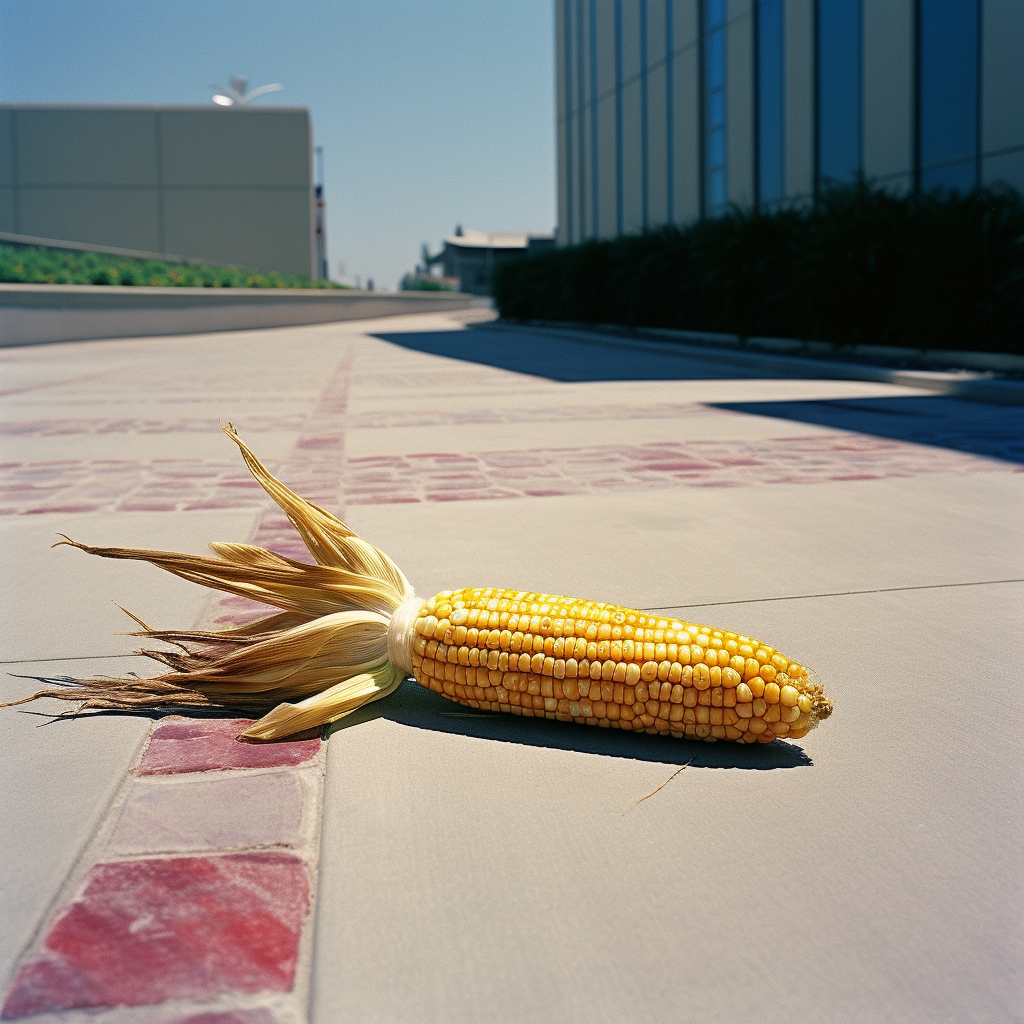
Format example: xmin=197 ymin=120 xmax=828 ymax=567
xmin=163 ymin=1010 xmax=278 ymax=1024
xmin=136 ymin=718 xmax=319 ymax=775
xmin=1 ymin=854 xmax=309 ymax=1018
xmin=106 ymin=771 xmax=306 ymax=857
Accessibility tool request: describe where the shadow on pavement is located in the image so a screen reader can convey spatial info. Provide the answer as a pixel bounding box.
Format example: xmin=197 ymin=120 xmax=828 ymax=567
xmin=329 ymin=679 xmax=812 ymax=770
xmin=715 ymin=394 xmax=1024 ymax=464
xmin=377 ymin=328 xmax=1022 ymax=463
xmin=372 ymin=328 xmax=770 ymax=382
xmin=14 ymin=685 xmax=811 ymax=768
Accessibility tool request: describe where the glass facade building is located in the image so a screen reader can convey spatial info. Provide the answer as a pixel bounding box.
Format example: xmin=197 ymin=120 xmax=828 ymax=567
xmin=555 ymin=0 xmax=1023 ymax=246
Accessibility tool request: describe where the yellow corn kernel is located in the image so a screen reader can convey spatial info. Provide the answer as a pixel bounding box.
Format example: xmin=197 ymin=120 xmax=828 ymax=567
xmin=780 ymin=684 xmax=800 ymax=707
xmin=693 ymin=663 xmax=711 ymax=690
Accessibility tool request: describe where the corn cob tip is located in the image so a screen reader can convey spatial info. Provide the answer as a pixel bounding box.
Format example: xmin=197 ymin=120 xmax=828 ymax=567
xmin=810 ymin=692 xmax=834 ymax=724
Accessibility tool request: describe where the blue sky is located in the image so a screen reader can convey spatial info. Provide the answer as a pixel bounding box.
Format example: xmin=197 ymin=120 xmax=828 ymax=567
xmin=0 ymin=1 xmax=556 ymax=288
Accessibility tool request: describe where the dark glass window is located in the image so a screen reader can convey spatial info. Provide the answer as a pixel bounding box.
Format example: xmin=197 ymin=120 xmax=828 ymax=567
xmin=704 ymin=0 xmax=728 ymax=214
xmin=816 ymin=0 xmax=861 ymax=185
xmin=756 ymin=0 xmax=785 ymax=206
xmin=918 ymin=0 xmax=979 ymax=193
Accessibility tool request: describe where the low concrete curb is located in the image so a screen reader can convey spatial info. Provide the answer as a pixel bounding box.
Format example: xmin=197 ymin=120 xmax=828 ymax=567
xmin=481 ymin=320 xmax=1024 ymax=406
xmin=0 ymin=284 xmax=473 ymax=348
xmin=1 ymin=718 xmax=325 ymax=1024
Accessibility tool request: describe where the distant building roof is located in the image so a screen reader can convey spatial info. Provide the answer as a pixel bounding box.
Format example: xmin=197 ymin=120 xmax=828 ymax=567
xmin=444 ymin=229 xmax=551 ymax=250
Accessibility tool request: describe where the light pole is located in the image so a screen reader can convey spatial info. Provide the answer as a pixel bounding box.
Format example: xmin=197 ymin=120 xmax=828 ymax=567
xmin=209 ymin=76 xmax=283 ymax=106
xmin=315 ymin=146 xmax=328 ymax=280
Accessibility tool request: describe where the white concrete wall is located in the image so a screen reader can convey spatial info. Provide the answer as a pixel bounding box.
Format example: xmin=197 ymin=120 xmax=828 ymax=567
xmin=0 ymin=105 xmax=314 ymax=277
xmin=0 ymin=285 xmax=472 ymax=348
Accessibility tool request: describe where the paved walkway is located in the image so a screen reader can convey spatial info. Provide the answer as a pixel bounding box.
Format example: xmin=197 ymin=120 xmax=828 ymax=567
xmin=1 ymin=310 xmax=1021 ymax=1023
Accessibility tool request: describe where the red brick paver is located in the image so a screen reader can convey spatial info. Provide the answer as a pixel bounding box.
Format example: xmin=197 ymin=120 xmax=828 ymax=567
xmin=1 ymin=854 xmax=309 ymax=1018
xmin=1 ymin=713 xmax=325 ymax=1020
xmin=164 ymin=1011 xmax=279 ymax=1024
xmin=137 ymin=718 xmax=320 ymax=775
xmin=3 ymin=433 xmax=1017 ymax=519
xmin=343 ymin=435 xmax=1020 ymax=505
xmin=106 ymin=771 xmax=308 ymax=856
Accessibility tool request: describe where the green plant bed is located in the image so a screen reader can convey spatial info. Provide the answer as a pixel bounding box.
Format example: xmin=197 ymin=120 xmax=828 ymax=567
xmin=493 ymin=183 xmax=1024 ymax=355
xmin=0 ymin=243 xmax=347 ymax=289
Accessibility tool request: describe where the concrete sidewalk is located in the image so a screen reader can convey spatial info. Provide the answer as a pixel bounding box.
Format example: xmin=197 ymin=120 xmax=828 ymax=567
xmin=1 ymin=308 xmax=1021 ymax=1023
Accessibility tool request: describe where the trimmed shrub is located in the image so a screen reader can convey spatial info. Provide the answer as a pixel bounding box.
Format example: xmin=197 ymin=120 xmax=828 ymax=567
xmin=492 ymin=182 xmax=1024 ymax=354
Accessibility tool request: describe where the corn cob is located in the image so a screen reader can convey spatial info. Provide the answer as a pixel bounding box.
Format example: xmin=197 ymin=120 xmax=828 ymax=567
xmin=396 ymin=589 xmax=830 ymax=743
xmin=3 ymin=426 xmax=832 ymax=743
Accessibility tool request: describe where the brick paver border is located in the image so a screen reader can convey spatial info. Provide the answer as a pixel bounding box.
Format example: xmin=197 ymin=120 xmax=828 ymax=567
xmin=2 ymin=718 xmax=323 ymax=1022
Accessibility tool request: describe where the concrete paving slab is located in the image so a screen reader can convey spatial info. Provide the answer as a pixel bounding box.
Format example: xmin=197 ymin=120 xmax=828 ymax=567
xmin=310 ymin=312 xmax=1020 ymax=1023
xmin=344 ymin=471 xmax=1024 ymax=614
xmin=344 ymin=335 xmax=929 ymax=419
xmin=312 ymin=582 xmax=1022 ymax=1024
xmin=477 ymin=321 xmax=1024 ymax=404
xmin=0 ymin=657 xmax=156 ymax=991
xmin=1 ymin=307 xmax=1019 ymax=1022
xmin=0 ymin=312 xmax=368 ymax=1019
xmin=373 ymin=325 xmax=786 ymax=382
xmin=0 ymin=428 xmax=300 ymax=466
xmin=0 ymin=509 xmax=261 ymax=661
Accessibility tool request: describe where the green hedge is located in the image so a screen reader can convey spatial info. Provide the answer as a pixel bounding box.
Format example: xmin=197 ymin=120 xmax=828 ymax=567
xmin=0 ymin=243 xmax=346 ymax=289
xmin=492 ymin=183 xmax=1024 ymax=354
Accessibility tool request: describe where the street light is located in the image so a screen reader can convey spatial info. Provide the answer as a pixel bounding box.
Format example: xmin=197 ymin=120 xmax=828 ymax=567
xmin=208 ymin=75 xmax=283 ymax=106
